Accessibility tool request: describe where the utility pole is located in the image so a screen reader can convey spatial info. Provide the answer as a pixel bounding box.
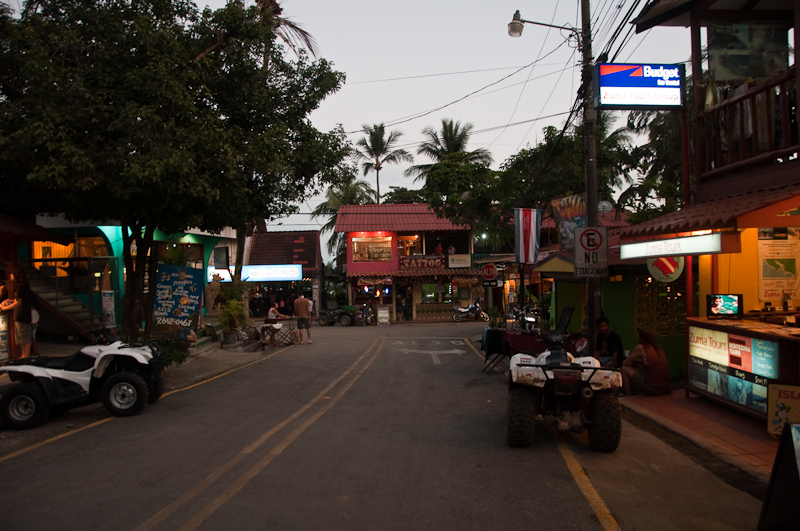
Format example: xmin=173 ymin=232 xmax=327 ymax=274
xmin=581 ymin=0 xmax=600 ymax=346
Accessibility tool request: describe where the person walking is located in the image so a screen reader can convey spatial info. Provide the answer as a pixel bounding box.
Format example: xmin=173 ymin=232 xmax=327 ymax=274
xmin=293 ymin=291 xmax=312 ymax=344
xmin=0 ymin=267 xmax=34 ymax=359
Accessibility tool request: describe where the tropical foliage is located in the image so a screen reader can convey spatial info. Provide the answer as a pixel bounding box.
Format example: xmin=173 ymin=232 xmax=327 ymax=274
xmin=404 ymin=119 xmax=493 ymax=183
xmin=354 ymin=123 xmax=413 ymax=203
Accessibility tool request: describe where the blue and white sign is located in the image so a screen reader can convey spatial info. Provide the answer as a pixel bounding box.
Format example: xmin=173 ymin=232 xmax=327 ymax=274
xmin=593 ymin=63 xmax=684 ymax=110
xmin=207 ymin=264 xmax=303 ymax=282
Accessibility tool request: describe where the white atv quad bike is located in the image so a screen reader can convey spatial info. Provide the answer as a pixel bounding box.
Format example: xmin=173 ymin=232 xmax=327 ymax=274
xmin=506 ymin=332 xmax=622 ymax=452
xmin=0 ymin=341 xmax=164 ymax=430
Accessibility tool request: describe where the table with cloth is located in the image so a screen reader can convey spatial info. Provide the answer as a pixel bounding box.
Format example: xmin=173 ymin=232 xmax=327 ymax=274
xmin=481 ymin=328 xmax=547 ymax=373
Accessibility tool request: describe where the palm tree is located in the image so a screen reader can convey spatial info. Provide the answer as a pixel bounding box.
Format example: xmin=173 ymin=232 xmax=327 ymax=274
xmin=311 ymin=166 xmax=376 ymax=268
xmin=404 ymin=118 xmax=493 ymax=183
xmin=354 ymin=123 xmax=413 ymax=204
xmin=257 ymin=0 xmax=319 ymax=58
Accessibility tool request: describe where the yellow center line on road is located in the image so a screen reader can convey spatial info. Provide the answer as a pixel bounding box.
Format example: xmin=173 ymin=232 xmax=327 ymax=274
xmin=550 ymin=427 xmax=621 ymax=531
xmin=133 ymin=337 xmax=384 ymax=531
xmin=176 ymin=337 xmax=385 ymax=531
xmin=464 ymin=338 xmax=485 ymax=361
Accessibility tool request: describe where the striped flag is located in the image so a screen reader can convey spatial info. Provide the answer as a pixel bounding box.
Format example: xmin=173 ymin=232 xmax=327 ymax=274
xmin=515 ymin=208 xmax=541 ymax=264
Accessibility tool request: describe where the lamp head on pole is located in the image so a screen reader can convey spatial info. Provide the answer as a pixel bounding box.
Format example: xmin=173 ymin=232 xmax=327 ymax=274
xmin=508 ymin=10 xmax=524 ymax=37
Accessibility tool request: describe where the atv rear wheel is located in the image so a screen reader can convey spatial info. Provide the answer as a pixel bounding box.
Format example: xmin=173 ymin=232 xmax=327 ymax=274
xmin=339 ymin=313 xmax=352 ymax=327
xmin=103 ymin=372 xmax=149 ymax=417
xmin=507 ymin=386 xmax=537 ymax=447
xmin=0 ymin=383 xmax=50 ymax=430
xmin=588 ymin=392 xmax=622 ymax=452
xmin=318 ymin=315 xmax=329 ymax=326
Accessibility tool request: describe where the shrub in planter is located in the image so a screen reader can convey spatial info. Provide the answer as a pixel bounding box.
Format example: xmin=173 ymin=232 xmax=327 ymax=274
xmin=220 ymin=300 xmax=249 ymax=342
xmin=156 ymin=338 xmax=189 ymax=368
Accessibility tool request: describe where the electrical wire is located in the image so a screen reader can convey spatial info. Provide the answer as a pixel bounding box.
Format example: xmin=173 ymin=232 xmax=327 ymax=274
xmin=345 ymin=65 xmax=566 ymax=85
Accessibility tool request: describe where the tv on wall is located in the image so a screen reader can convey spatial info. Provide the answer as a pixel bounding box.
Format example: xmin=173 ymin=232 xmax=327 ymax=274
xmin=706 ymin=294 xmax=743 ymax=319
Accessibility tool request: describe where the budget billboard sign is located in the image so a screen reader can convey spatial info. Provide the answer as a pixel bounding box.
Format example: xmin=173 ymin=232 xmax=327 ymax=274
xmin=593 ymin=63 xmax=684 ymax=110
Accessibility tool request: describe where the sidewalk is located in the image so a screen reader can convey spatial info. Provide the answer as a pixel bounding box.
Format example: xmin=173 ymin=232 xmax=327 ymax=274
xmin=620 ymin=389 xmax=777 ymax=483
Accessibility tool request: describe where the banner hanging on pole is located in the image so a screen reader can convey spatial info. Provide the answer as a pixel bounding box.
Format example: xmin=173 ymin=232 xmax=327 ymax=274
xmin=514 ymin=208 xmax=541 ymax=264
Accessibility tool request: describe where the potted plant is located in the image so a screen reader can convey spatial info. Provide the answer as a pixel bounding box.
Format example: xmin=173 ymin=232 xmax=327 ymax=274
xmin=219 ymin=300 xmax=249 ymax=345
xmin=487 ymin=306 xmax=503 ymax=330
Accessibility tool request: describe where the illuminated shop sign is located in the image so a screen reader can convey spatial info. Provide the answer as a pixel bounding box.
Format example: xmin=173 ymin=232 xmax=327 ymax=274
xmin=593 ymin=63 xmax=684 ymax=110
xmin=620 ymin=233 xmax=722 ymax=259
xmin=207 ymin=264 xmax=302 ymax=282
xmin=687 ymin=325 xmax=778 ymax=414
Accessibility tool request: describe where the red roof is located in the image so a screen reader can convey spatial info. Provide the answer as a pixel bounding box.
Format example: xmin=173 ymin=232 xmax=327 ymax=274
xmin=618 ymin=183 xmax=800 ymax=239
xmin=247 ymin=230 xmax=321 ymax=278
xmin=335 ymin=204 xmax=466 ymax=232
xmin=541 ymin=210 xmax=631 ymax=229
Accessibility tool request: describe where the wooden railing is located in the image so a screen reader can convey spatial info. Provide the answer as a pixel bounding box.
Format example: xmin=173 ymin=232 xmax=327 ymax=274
xmin=698 ymin=65 xmax=798 ymax=181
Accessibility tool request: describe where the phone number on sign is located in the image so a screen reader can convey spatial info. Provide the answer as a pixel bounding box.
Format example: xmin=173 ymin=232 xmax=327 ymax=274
xmin=156 ymin=317 xmax=192 ymax=327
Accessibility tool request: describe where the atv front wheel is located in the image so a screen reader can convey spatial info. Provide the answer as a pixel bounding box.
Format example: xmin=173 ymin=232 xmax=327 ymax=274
xmin=148 ymin=370 xmax=165 ymax=404
xmin=339 ymin=313 xmax=352 ymax=327
xmin=588 ymin=392 xmax=622 ymax=452
xmin=318 ymin=315 xmax=329 ymax=326
xmin=507 ymin=386 xmax=537 ymax=447
xmin=103 ymin=372 xmax=149 ymax=417
xmin=0 ymin=383 xmax=50 ymax=430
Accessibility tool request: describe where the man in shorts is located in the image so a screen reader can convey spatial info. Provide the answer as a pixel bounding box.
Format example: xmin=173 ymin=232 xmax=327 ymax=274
xmin=293 ymin=291 xmax=312 ymax=344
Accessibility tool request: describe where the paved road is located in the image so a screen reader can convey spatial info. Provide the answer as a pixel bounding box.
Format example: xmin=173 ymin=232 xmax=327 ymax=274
xmin=0 ymin=322 xmax=762 ymax=530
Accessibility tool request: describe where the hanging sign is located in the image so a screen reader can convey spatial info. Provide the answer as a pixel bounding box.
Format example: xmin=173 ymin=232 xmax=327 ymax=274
xmin=647 ymin=256 xmax=685 ymax=283
xmin=593 ymin=63 xmax=684 ymax=110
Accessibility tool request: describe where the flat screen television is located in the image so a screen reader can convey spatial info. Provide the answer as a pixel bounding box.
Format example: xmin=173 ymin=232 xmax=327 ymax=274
xmin=706 ymin=294 xmax=743 ymax=319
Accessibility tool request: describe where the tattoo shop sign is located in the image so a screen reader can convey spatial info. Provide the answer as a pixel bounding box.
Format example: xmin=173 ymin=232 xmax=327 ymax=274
xmin=399 ymin=255 xmax=445 ymax=270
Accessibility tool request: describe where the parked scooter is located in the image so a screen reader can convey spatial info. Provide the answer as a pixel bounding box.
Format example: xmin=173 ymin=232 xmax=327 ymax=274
xmin=452 ymin=301 xmax=489 ymax=322
xmin=355 ymin=304 xmax=375 ymax=326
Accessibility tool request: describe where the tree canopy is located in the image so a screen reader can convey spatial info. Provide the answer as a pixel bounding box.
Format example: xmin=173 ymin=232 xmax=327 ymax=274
xmin=0 ymin=0 xmax=348 ymax=339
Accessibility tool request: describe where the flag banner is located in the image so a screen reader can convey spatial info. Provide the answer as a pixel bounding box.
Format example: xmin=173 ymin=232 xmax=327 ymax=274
xmin=515 ymin=208 xmax=542 ymax=264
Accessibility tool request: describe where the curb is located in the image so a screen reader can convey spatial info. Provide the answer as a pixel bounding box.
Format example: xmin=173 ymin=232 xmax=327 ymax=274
xmin=619 ymin=399 xmax=771 ymax=484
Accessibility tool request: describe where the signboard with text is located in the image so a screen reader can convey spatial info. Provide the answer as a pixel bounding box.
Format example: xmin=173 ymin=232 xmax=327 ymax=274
xmin=399 ymin=255 xmax=445 ymax=270
xmin=207 ymin=264 xmax=302 ymax=282
xmin=152 ymin=265 xmax=203 ymax=342
xmin=688 ymin=325 xmax=778 ymax=415
xmin=593 ymin=63 xmax=684 ymax=110
xmin=574 ymin=227 xmax=608 ymax=278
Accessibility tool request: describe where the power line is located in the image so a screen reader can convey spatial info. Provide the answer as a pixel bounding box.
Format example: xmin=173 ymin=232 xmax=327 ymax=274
xmin=346 ymin=65 xmax=566 ymax=85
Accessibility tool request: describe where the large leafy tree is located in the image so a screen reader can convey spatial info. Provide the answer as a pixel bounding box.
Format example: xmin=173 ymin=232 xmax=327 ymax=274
xmin=310 ymin=165 xmax=375 ymax=269
xmin=0 ymin=0 xmax=347 ymax=340
xmin=354 ymin=123 xmax=413 ymax=204
xmin=382 ymin=186 xmax=427 ymax=204
xmin=404 ymin=118 xmax=493 ymax=184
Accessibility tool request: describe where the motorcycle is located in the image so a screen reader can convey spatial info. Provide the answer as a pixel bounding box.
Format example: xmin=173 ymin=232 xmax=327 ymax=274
xmin=355 ymin=304 xmax=375 ymax=326
xmin=506 ymin=332 xmax=622 ymax=452
xmin=452 ymin=301 xmax=489 ymax=323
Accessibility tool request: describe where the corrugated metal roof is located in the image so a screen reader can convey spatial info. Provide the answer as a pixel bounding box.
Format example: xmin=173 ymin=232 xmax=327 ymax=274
xmin=247 ymin=230 xmax=321 ymax=277
xmin=334 ymin=204 xmax=466 ymax=232
xmin=618 ymin=183 xmax=800 ymax=239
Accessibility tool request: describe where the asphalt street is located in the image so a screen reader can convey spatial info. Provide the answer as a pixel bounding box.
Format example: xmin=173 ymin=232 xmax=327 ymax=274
xmin=0 ymin=322 xmax=762 ymax=530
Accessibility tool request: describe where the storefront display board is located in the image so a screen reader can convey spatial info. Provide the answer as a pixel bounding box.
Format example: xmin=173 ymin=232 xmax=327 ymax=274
xmin=767 ymin=382 xmax=800 ymax=436
xmin=686 ymin=318 xmax=800 ymax=419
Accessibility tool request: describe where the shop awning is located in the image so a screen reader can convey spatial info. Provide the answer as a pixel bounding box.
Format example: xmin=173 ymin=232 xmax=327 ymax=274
xmin=347 ymin=268 xmax=482 ymax=278
xmin=618 ymin=183 xmax=800 ymax=240
xmin=335 ymin=204 xmax=467 ymax=232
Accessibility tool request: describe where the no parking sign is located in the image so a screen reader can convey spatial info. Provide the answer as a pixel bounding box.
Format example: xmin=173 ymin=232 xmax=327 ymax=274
xmin=574 ymin=227 xmax=608 ymax=278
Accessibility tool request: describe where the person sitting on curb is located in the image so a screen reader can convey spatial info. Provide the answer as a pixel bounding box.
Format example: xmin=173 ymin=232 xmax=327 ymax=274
xmin=621 ymin=328 xmax=672 ymax=396
xmin=594 ymin=316 xmax=623 ymax=369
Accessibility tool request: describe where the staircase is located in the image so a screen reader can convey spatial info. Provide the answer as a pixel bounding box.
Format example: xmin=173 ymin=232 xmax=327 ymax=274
xmin=26 ymin=265 xmax=103 ymax=337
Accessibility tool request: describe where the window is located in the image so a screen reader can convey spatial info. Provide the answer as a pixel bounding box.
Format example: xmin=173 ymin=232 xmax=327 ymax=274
xmin=352 ymin=236 xmax=392 ymax=262
xmin=398 ymin=235 xmax=421 ymax=256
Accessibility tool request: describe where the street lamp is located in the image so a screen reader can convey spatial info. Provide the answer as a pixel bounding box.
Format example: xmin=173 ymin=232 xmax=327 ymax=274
xmin=507 ymin=7 xmax=600 ymax=344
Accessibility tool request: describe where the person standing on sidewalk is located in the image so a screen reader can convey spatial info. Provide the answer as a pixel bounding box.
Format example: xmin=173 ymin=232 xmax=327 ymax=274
xmin=0 ymin=267 xmax=33 ymax=359
xmin=293 ymin=291 xmax=312 ymax=344
xmin=621 ymin=328 xmax=672 ymax=396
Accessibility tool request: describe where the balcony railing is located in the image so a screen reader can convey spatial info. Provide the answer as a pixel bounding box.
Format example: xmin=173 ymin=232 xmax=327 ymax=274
xmin=698 ymin=65 xmax=798 ymax=181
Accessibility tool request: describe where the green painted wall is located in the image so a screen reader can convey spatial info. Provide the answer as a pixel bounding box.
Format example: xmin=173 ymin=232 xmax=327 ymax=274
xmin=554 ymin=280 xmax=584 ymax=333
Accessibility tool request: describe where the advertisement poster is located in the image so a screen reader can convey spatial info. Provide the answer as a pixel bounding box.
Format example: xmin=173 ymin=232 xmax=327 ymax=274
xmin=767 ymin=383 xmax=800 ymax=436
xmin=708 ymin=24 xmax=789 ymax=82
xmin=688 ymin=326 xmax=776 ymax=414
xmin=757 ymin=227 xmax=800 ymax=302
xmin=151 ymin=265 xmax=202 ymax=342
xmin=101 ymin=290 xmax=116 ymax=328
xmin=377 ymin=305 xmax=391 ymax=325
xmin=550 ymin=195 xmax=586 ymax=251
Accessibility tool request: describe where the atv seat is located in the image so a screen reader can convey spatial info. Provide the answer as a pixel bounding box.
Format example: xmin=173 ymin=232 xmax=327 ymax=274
xmin=31 ymin=352 xmax=95 ymax=371
xmin=543 ymin=350 xmax=573 ymax=366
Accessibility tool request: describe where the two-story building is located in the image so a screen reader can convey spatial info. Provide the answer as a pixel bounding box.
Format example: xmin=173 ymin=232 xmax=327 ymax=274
xmin=334 ymin=204 xmax=483 ymax=321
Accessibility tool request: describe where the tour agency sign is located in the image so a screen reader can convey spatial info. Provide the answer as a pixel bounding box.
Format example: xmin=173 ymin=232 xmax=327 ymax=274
xmin=574 ymin=227 xmax=608 ymax=278
xmin=592 ymin=63 xmax=684 ymax=110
